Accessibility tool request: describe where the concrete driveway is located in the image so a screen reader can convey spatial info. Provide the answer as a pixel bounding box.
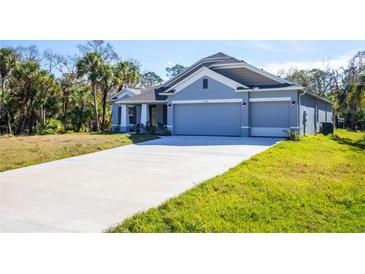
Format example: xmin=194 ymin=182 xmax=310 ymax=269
xmin=0 ymin=136 xmax=279 ymax=232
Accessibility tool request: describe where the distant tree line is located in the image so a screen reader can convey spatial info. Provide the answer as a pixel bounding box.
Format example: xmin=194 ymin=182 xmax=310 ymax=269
xmin=279 ymin=51 xmax=365 ymax=130
xmin=0 ymin=41 xmax=184 ymax=134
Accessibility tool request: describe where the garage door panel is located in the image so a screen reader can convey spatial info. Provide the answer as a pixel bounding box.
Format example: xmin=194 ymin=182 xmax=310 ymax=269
xmin=173 ymin=103 xmax=241 ymax=136
xmin=250 ymin=101 xmax=290 ymax=137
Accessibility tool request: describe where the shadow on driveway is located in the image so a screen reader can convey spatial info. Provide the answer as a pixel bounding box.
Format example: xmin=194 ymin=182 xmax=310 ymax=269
xmin=135 ymin=135 xmax=282 ymax=147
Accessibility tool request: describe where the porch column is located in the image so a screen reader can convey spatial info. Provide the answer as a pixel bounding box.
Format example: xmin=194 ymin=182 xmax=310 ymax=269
xmin=120 ymin=104 xmax=128 ymax=132
xmin=141 ymin=104 xmax=149 ymax=125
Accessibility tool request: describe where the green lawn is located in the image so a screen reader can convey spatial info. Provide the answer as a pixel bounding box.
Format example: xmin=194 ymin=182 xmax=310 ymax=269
xmin=0 ymin=133 xmax=157 ymax=172
xmin=110 ymin=130 xmax=365 ymax=233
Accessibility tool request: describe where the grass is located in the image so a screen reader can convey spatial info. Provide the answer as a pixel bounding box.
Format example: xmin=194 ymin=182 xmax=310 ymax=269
xmin=109 ymin=129 xmax=365 ymax=233
xmin=0 ymin=133 xmax=157 ymax=172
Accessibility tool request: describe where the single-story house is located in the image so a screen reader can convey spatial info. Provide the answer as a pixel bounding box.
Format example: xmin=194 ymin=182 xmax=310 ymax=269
xmin=111 ymin=53 xmax=333 ymax=137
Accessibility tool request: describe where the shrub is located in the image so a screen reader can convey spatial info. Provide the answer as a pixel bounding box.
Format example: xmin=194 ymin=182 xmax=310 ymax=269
xmin=284 ymin=129 xmax=300 ymax=141
xmin=145 ymin=122 xmax=156 ymax=135
xmin=36 ymin=119 xmax=65 ymax=135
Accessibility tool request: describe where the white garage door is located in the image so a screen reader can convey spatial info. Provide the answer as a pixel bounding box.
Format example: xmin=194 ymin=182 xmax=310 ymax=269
xmin=250 ymin=101 xmax=290 ymax=137
xmin=173 ymin=103 xmax=241 ymax=136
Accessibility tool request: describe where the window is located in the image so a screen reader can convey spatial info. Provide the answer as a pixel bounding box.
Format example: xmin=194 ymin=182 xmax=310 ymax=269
xmin=128 ymin=106 xmax=136 ymax=124
xmin=117 ymin=106 xmax=121 ymax=124
xmin=316 ymin=105 xmax=319 ymax=122
xmin=203 ymin=78 xmax=208 ymax=89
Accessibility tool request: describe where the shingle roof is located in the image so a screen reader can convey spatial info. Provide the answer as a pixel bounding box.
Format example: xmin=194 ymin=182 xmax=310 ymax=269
xmin=116 ymin=88 xmax=167 ymax=103
xmin=202 ymin=52 xmax=245 ymax=64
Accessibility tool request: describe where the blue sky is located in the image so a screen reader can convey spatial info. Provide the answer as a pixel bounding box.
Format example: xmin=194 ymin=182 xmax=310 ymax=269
xmin=1 ymin=40 xmax=364 ymax=77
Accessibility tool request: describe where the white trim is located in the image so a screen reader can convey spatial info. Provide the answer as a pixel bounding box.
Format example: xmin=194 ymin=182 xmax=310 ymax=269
xmin=164 ymin=67 xmax=248 ymax=94
xmin=251 ymin=127 xmax=289 ymax=137
xmin=236 ymin=86 xmax=303 ymax=93
xmin=166 ymin=125 xmax=173 ymax=128
xmin=210 ymin=62 xmax=294 ymax=85
xmin=241 ymin=126 xmax=250 ymax=129
xmin=140 ymin=104 xmax=149 ymax=125
xmin=290 ymin=126 xmax=300 ymax=129
xmin=121 ymin=104 xmax=128 ymax=128
xmin=159 ymin=92 xmax=174 ymax=96
xmin=115 ymin=100 xmax=167 ymax=104
xmin=172 ymin=99 xmax=242 ymax=104
xmin=107 ymin=88 xmax=141 ymax=102
xmin=249 ymin=97 xmax=291 ymax=102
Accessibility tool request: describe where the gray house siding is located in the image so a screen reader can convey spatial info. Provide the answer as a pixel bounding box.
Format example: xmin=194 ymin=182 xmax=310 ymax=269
xmin=299 ymin=94 xmax=316 ymax=135
xmin=299 ymin=93 xmax=333 ymax=135
xmin=111 ymin=104 xmax=121 ymax=131
xmin=170 ymin=76 xmax=243 ymax=101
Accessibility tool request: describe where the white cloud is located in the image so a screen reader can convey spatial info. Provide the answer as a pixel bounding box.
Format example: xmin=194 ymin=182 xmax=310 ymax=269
xmin=250 ymin=41 xmax=280 ymax=52
xmin=263 ymin=50 xmax=358 ymax=75
xmin=165 ymin=61 xmax=176 ymax=67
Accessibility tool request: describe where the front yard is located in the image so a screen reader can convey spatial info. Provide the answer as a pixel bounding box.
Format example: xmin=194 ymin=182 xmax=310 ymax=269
xmin=110 ymin=130 xmax=365 ymax=232
xmin=0 ymin=133 xmax=157 ymax=172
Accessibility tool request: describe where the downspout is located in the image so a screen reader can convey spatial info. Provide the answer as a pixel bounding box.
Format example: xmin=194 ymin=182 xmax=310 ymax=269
xmin=298 ymin=89 xmax=307 ymax=135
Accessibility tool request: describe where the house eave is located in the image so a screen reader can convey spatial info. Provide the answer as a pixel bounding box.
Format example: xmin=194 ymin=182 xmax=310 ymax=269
xmin=300 ymin=90 xmax=333 ymax=105
xmin=235 ymin=85 xmax=303 ymax=93
xmin=115 ymin=100 xmax=167 ymax=105
xmin=210 ymin=62 xmax=294 ymax=85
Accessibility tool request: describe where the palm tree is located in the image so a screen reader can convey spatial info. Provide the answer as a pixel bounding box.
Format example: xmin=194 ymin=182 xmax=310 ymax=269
xmin=10 ymin=61 xmax=47 ymax=133
xmin=114 ymin=60 xmax=141 ymax=90
xmin=0 ymin=48 xmax=17 ymax=128
xmin=347 ymin=75 xmax=365 ymax=130
xmin=76 ymin=52 xmax=104 ymax=131
xmin=0 ymin=48 xmax=17 ymax=92
xmin=99 ymin=63 xmax=114 ymax=129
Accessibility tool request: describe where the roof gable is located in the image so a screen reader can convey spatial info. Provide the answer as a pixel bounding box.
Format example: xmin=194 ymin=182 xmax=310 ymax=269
xmin=115 ymin=88 xmax=167 ymax=103
xmin=158 ymin=52 xmax=246 ymax=90
xmin=161 ymin=67 xmax=248 ymax=95
xmin=158 ymin=52 xmax=297 ymax=92
xmin=108 ymin=88 xmax=141 ymax=102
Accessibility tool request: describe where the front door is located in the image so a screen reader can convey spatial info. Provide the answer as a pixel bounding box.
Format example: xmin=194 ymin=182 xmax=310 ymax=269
xmin=149 ymin=105 xmax=157 ymax=125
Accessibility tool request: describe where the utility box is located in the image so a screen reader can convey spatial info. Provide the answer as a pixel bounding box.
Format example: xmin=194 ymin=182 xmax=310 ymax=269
xmin=321 ymin=122 xmax=334 ymax=135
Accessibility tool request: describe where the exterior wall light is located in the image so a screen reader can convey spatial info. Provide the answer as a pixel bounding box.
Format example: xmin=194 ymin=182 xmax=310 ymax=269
xmin=292 ymin=100 xmax=296 ymax=105
xmin=168 ymin=104 xmax=171 ymax=107
xmin=242 ymin=102 xmax=246 ymax=106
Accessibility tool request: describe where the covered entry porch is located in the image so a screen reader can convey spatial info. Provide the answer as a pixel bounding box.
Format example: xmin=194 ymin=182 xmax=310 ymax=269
xmin=113 ymin=102 xmax=167 ymax=132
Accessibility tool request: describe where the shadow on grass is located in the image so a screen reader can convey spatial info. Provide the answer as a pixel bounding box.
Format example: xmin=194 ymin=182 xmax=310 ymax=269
xmin=88 ymin=131 xmax=160 ymax=144
xmin=331 ymin=134 xmax=365 ymax=150
xmin=128 ymin=134 xmax=159 ymax=144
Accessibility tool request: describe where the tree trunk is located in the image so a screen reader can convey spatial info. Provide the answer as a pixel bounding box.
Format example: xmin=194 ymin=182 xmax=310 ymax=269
xmin=17 ymin=83 xmax=30 ymax=134
xmin=349 ymin=104 xmax=357 ymax=130
xmin=92 ymin=82 xmax=100 ymax=131
xmin=101 ymin=89 xmax=108 ymax=130
xmin=0 ymin=77 xmax=4 ymax=92
xmin=0 ymin=77 xmax=4 ymax=122
xmin=7 ymin=112 xmax=12 ymax=134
